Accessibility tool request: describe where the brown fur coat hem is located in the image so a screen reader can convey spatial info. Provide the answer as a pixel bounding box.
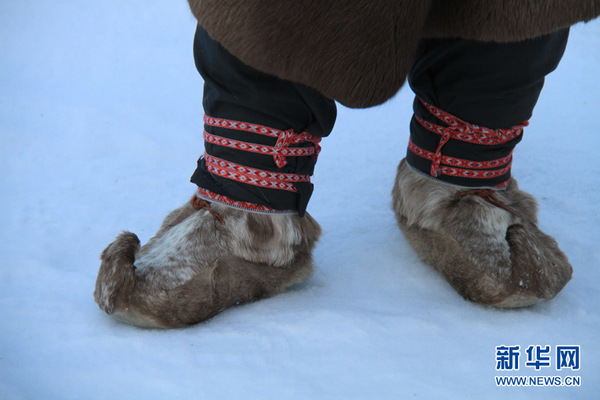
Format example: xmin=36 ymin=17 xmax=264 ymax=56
xmin=188 ymin=0 xmax=599 ymax=108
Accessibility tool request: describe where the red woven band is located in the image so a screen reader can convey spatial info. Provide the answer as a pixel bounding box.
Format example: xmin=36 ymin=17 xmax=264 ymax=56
xmin=407 ymin=138 xmax=513 ymax=180
xmin=411 ymin=100 xmax=528 ymax=184
xmin=203 ymin=153 xmax=310 ymax=193
xmin=204 ymin=115 xmax=321 ymax=168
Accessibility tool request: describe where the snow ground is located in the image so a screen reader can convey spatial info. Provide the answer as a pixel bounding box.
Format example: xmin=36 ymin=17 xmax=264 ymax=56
xmin=0 ymin=2 xmax=598 ymax=399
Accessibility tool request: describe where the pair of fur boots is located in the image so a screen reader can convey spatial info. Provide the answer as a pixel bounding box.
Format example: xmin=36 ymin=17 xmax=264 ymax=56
xmin=94 ymin=159 xmax=572 ymax=328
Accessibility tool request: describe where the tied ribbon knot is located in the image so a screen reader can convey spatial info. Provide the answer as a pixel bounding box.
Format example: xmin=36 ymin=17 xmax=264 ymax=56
xmin=274 ymin=130 xmax=322 ymax=168
xmin=415 ymin=99 xmax=528 ymax=179
xmin=204 ymin=115 xmax=321 ymax=170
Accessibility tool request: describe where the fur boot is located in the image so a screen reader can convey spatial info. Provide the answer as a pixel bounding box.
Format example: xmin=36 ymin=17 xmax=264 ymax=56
xmin=392 ymin=159 xmax=572 ymax=307
xmin=94 ymin=196 xmax=321 ymax=328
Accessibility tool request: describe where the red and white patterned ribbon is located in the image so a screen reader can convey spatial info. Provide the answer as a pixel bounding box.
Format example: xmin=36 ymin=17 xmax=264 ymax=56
xmin=204 ymin=115 xmax=321 ymax=168
xmin=412 ymin=100 xmax=528 ymax=179
xmin=203 ymin=153 xmax=310 ymax=193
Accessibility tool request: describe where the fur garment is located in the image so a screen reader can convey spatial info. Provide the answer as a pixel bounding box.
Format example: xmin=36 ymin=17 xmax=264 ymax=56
xmin=392 ymin=159 xmax=572 ymax=307
xmin=94 ymin=197 xmax=321 ymax=328
xmin=187 ymin=0 xmax=600 ymax=108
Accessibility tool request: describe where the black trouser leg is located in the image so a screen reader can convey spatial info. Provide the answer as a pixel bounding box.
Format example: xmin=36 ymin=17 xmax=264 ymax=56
xmin=191 ymin=25 xmax=337 ymax=215
xmin=406 ymin=29 xmax=569 ymax=187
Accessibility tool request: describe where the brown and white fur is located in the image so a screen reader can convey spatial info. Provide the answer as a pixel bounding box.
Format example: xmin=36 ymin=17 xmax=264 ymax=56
xmin=392 ymin=159 xmax=572 ymax=307
xmin=94 ymin=197 xmax=321 ymax=328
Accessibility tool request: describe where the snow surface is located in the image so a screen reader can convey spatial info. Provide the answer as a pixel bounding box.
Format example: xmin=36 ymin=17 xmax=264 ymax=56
xmin=1 ymin=2 xmax=599 ymax=399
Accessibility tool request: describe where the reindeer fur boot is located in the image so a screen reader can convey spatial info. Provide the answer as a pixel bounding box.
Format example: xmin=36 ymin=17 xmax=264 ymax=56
xmin=392 ymin=159 xmax=572 ymax=308
xmin=94 ymin=195 xmax=321 ymax=328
